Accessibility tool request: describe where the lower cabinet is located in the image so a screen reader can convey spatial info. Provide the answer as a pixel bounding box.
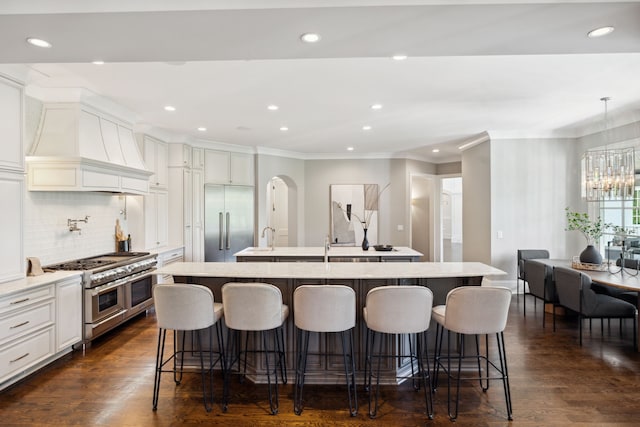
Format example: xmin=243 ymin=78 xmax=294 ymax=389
xmin=0 ymin=275 xmax=82 ymax=390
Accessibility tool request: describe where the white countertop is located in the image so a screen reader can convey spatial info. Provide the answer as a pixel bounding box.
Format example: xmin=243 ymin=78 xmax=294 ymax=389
xmin=234 ymin=246 xmax=423 ymax=258
xmin=157 ymin=261 xmax=505 ymax=279
xmin=0 ymin=271 xmax=83 ymax=297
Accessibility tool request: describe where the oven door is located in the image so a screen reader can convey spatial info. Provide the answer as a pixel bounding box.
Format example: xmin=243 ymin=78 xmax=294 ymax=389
xmin=89 ymin=282 xmax=125 ymax=323
xmin=124 ymin=270 xmax=157 ymax=319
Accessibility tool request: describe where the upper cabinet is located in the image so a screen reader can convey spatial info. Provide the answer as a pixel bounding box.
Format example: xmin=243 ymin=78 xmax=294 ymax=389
xmin=204 ymin=150 xmax=254 ymax=185
xmin=0 ymin=76 xmax=23 ymax=172
xmin=142 ymin=135 xmax=168 ymax=189
xmin=168 ymin=143 xmax=191 ymax=169
xmin=192 ymin=147 xmax=204 ymax=170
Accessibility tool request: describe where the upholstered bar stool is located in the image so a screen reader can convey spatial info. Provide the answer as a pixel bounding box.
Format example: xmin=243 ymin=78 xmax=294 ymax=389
xmin=363 ymin=285 xmax=434 ymax=420
xmin=222 ymin=282 xmax=289 ymax=415
xmin=293 ymin=285 xmax=357 ymax=416
xmin=152 ymin=284 xmax=225 ymax=412
xmin=432 ymin=286 xmax=513 ymax=421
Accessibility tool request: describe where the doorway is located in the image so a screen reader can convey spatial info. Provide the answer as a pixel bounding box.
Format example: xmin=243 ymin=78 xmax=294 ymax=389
xmin=441 ymin=177 xmax=462 ymax=261
xmin=265 ymin=175 xmax=298 ymax=247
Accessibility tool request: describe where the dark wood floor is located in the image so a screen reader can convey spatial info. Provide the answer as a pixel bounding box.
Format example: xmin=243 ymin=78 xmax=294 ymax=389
xmin=2 ymin=294 xmax=640 ymax=426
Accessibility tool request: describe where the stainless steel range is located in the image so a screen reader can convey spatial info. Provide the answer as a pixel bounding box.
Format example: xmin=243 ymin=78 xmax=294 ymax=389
xmin=47 ymin=252 xmax=157 ymax=343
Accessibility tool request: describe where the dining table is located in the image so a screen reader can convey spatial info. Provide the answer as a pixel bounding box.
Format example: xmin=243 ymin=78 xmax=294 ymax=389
xmin=533 ymin=258 xmax=640 ymax=351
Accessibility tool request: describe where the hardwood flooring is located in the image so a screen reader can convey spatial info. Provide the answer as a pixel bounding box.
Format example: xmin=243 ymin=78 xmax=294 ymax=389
xmin=2 ymin=294 xmax=640 ymax=426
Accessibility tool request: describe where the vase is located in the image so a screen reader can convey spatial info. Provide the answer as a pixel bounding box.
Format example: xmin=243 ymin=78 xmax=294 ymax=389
xmin=580 ymin=244 xmax=602 ymax=265
xmin=361 ymin=228 xmax=369 ymax=251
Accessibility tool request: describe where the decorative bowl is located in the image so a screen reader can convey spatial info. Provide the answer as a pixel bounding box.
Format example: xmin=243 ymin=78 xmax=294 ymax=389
xmin=373 ymin=245 xmax=394 ymax=252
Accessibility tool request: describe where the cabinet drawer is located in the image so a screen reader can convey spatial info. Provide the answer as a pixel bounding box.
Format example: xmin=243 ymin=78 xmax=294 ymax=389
xmin=0 ymin=285 xmax=55 ymax=315
xmin=0 ymin=301 xmax=55 ymax=344
xmin=0 ymin=327 xmax=55 ymax=384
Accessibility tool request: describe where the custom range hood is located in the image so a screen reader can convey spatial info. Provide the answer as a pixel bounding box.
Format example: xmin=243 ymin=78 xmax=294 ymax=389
xmin=26 ymin=102 xmax=152 ymax=195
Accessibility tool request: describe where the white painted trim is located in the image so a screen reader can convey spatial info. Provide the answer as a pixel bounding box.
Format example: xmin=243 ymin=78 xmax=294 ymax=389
xmin=482 ymin=277 xmax=517 ymax=293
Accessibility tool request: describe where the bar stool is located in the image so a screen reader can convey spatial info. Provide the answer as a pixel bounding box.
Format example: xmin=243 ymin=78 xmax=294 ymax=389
xmin=432 ymin=286 xmax=513 ymax=421
xmin=222 ymin=282 xmax=288 ymax=415
xmin=363 ymin=285 xmax=434 ymax=419
xmin=152 ymin=283 xmax=225 ymax=412
xmin=293 ymin=285 xmax=357 ymax=416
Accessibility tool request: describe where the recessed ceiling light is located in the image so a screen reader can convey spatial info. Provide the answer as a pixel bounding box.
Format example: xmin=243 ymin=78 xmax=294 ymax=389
xmin=164 ymin=105 xmax=176 ymax=112
xmin=432 ymin=149 xmax=440 ymax=153
xmin=362 ymin=125 xmax=372 ymax=131
xmin=267 ymin=104 xmax=279 ymax=111
xmin=92 ymin=60 xmax=105 ymax=65
xmin=587 ymin=26 xmax=614 ymax=38
xmin=300 ymin=33 xmax=320 ymax=43
xmin=280 ymin=126 xmax=289 ymax=131
xmin=347 ymin=147 xmax=354 ymax=151
xmin=197 ymin=127 xmax=207 ymax=132
xmin=26 ymin=37 xmax=52 ymax=48
xmin=370 ymin=104 xmax=383 ymax=110
xmin=392 ymin=54 xmax=408 ymax=61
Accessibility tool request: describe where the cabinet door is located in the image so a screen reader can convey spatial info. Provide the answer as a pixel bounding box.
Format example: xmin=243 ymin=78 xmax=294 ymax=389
xmin=0 ymin=172 xmax=24 ymax=283
xmin=155 ymin=141 xmax=168 ymax=188
xmin=56 ymin=277 xmax=82 ymax=350
xmin=183 ymin=169 xmax=193 ymax=261
xmin=204 ymin=150 xmax=230 ymax=184
xmin=0 ymin=76 xmax=23 ymax=171
xmin=230 ymin=152 xmax=254 ymax=185
xmin=156 ymin=190 xmax=169 ymax=247
xmin=192 ymin=169 xmax=204 ymax=261
xmin=192 ymin=147 xmax=204 ymax=170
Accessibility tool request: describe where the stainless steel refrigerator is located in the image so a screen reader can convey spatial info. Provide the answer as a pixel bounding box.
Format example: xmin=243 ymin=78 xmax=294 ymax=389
xmin=204 ymin=184 xmax=254 ymax=262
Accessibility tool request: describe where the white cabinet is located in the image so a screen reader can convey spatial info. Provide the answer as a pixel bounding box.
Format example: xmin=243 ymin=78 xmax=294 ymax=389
xmin=168 ymin=144 xmax=191 ymax=168
xmin=55 ymin=277 xmax=82 ymax=351
xmin=168 ymin=168 xmax=193 ymax=260
xmin=192 ymin=147 xmax=204 ymax=170
xmin=0 ymin=171 xmax=24 ymax=284
xmin=0 ymin=284 xmax=56 ymax=387
xmin=144 ymin=189 xmax=169 ymax=249
xmin=143 ymin=135 xmax=168 ymax=189
xmin=156 ymin=247 xmax=184 ymax=284
xmin=0 ymin=76 xmax=23 ymax=172
xmin=192 ymin=169 xmax=205 ymax=262
xmin=204 ymin=150 xmax=254 ymax=185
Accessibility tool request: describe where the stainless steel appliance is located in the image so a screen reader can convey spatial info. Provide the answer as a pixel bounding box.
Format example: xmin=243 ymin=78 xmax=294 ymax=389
xmin=46 ymin=252 xmax=157 ymax=342
xmin=205 ymin=184 xmax=254 ymax=262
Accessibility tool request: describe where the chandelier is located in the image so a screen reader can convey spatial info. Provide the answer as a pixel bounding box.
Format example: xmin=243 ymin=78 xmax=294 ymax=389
xmin=583 ymin=97 xmax=635 ymax=201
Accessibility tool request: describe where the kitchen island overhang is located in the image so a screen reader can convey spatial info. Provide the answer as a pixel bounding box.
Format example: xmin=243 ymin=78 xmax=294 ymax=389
xmin=155 ymin=261 xmax=507 ymax=385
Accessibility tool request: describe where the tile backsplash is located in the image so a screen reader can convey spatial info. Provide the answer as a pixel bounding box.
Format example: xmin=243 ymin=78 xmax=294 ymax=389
xmin=24 ymin=191 xmax=134 ymax=265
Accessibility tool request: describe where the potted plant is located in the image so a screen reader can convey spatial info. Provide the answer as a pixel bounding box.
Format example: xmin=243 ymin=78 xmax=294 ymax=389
xmin=565 ymin=208 xmax=607 ymax=264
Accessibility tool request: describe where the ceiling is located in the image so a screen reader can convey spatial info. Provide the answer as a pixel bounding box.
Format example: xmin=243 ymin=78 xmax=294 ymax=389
xmin=1 ymin=0 xmax=640 ymax=163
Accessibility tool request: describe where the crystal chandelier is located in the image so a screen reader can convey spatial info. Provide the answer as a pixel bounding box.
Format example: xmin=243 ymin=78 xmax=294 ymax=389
xmin=583 ymin=97 xmax=635 ymax=201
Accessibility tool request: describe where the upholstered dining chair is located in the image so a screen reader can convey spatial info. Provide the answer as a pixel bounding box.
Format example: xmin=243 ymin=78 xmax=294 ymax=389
xmin=523 ymin=260 xmax=558 ymax=329
xmin=152 ymin=283 xmax=225 ymax=412
xmin=553 ymin=266 xmax=637 ymax=347
xmin=517 ymin=249 xmax=550 ymax=297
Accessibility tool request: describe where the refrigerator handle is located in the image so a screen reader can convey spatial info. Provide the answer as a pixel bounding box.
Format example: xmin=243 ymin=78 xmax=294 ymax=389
xmin=218 ymin=212 xmax=224 ymax=250
xmin=226 ymin=212 xmax=231 ymax=249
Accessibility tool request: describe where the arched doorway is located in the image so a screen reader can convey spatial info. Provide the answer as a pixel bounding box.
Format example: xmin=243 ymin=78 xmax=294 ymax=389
xmin=265 ymin=175 xmax=298 ymax=247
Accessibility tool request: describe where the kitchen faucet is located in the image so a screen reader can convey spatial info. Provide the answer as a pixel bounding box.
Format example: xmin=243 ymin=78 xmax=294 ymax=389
xmin=68 ymin=215 xmax=90 ymax=234
xmin=261 ymin=226 xmax=276 ymax=250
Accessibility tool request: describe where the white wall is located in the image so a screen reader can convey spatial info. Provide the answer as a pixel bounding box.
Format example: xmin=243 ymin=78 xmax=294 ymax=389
xmin=462 ymin=142 xmax=491 ymax=264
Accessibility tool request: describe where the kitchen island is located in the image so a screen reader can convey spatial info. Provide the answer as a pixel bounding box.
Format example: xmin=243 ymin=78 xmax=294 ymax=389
xmin=157 ymin=261 xmax=506 ymax=384
xmin=235 ymin=246 xmax=423 ymax=262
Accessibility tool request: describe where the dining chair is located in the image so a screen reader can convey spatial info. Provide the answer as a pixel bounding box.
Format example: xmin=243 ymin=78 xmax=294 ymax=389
xmin=553 ymin=266 xmax=637 ymax=347
xmin=523 ymin=260 xmax=558 ymax=330
xmin=517 ymin=249 xmax=550 ymax=297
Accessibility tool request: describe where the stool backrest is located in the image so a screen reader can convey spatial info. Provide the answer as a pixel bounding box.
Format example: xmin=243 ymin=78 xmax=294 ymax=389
xmin=222 ymin=282 xmax=285 ymax=331
xmin=364 ymin=286 xmax=433 ymax=334
xmin=294 ymin=285 xmax=355 ymax=332
xmin=443 ymin=286 xmax=511 ymax=334
xmin=154 ymin=284 xmax=215 ymax=331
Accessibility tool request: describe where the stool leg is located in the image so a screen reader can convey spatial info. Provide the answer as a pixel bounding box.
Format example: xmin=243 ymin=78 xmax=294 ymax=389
xmin=294 ymin=329 xmax=310 ymax=415
xmin=174 ymin=330 xmax=185 ymax=384
xmin=497 ymin=332 xmax=513 ymax=420
xmin=152 ymin=328 xmax=167 ymax=410
xmin=341 ymin=329 xmax=358 ymax=417
xmin=276 ymin=326 xmax=288 ymax=384
xmin=448 ymin=331 xmax=464 ymax=421
xmin=408 ymin=333 xmax=419 ymax=391
xmin=196 ymin=329 xmax=213 ymax=412
xmin=418 ymin=331 xmax=434 ymax=419
xmin=263 ymin=329 xmax=279 ymax=415
xmin=363 ymin=328 xmax=371 ymax=392
xmin=432 ymin=323 xmax=443 ymax=391
xmin=368 ymin=330 xmax=382 ymax=419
